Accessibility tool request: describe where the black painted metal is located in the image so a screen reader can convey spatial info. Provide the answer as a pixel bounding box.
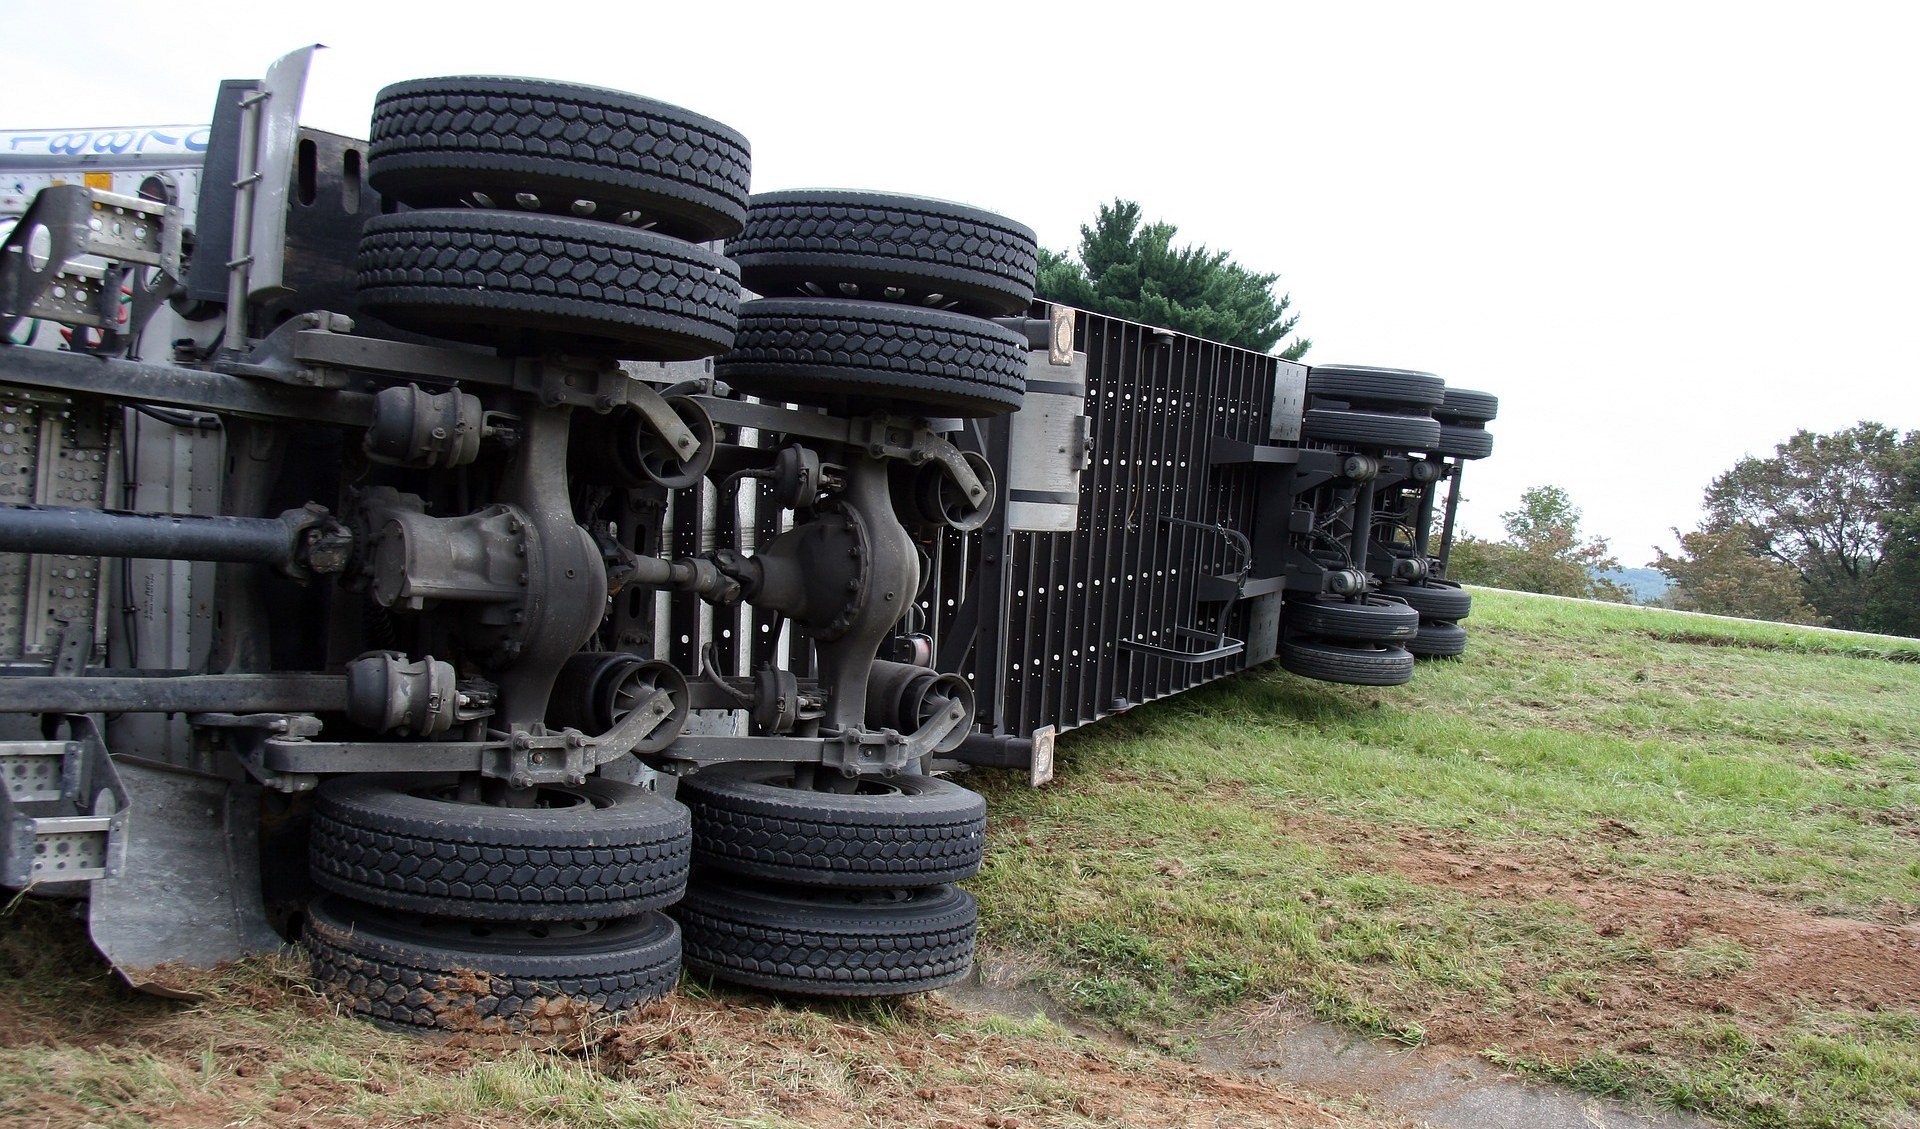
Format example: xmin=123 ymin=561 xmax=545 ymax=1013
xmin=0 ymin=673 xmax=346 ymax=714
xmin=952 ymin=311 xmax=1280 ymax=742
xmin=0 ymin=504 xmax=301 ymax=568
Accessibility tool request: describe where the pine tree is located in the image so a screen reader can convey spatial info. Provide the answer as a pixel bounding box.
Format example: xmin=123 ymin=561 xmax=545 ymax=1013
xmin=1038 ymin=200 xmax=1310 ymax=358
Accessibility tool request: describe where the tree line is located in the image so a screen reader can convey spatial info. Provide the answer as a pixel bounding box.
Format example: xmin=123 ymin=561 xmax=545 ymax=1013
xmin=1446 ymin=424 xmax=1920 ymax=638
xmin=1033 ymin=199 xmax=1915 ymax=637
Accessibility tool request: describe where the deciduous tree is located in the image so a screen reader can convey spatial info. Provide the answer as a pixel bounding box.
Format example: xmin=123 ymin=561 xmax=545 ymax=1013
xmin=1445 ymin=485 xmax=1626 ymax=600
xmin=1691 ymin=422 xmax=1918 ymax=633
xmin=1651 ymin=525 xmax=1820 ymax=624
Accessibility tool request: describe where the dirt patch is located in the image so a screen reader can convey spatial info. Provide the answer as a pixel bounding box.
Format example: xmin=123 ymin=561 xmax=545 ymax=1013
xmin=1277 ymin=812 xmax=1920 ymax=1061
xmin=0 ymin=899 xmax=1395 ymax=1129
xmin=589 ymin=989 xmax=1380 ymax=1129
xmin=1814 ymin=803 xmax=1920 ymax=839
xmin=1638 ymin=628 xmax=1920 ymax=663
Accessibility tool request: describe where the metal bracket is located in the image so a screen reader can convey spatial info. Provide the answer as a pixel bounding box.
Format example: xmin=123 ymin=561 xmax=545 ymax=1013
xmin=1119 ymin=627 xmax=1245 ymax=664
xmin=1269 ymin=358 xmax=1308 ymax=443
xmin=701 ymin=398 xmax=985 ymax=498
xmin=0 ymin=185 xmax=181 ymax=339
xmin=840 ymin=412 xmax=989 ymax=507
xmin=666 ymin=687 xmax=966 ymax=775
xmin=624 ymin=381 xmax=700 ymax=464
xmin=282 ymin=319 xmax=511 ymax=386
xmin=1114 ymin=517 xmax=1251 ymax=663
xmin=819 ymin=727 xmax=916 ymax=777
xmin=201 ymin=712 xmax=326 ymax=792
xmin=0 ymin=715 xmax=129 ymax=886
xmin=243 ymin=45 xmax=317 ymax=305
xmin=491 ymin=727 xmax=592 ymax=788
xmin=51 ymin=620 xmax=89 ymax=677
xmin=252 ymin=684 xmax=676 ymax=789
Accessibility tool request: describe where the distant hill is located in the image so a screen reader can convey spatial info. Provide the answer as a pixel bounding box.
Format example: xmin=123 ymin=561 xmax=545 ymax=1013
xmin=1597 ymin=567 xmax=1669 ymax=604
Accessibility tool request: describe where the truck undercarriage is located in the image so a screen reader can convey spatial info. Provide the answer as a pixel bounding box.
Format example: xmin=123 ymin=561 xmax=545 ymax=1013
xmin=0 ymin=49 xmax=1497 ymax=1033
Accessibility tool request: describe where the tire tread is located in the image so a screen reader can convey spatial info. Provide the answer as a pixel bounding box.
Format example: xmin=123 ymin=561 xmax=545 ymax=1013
xmin=356 ymin=210 xmax=741 ymax=358
xmin=368 ymin=76 xmax=750 ymax=240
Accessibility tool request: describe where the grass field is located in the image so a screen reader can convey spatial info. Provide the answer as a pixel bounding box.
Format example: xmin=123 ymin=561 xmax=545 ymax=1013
xmin=3 ymin=588 xmax=1918 ymax=1127
xmin=0 ymin=897 xmax=1376 ymax=1129
xmin=974 ymin=588 xmax=1920 ymax=1128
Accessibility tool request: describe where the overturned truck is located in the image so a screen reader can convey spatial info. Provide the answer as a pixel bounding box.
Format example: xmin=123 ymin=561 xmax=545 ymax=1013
xmin=0 ymin=50 xmax=1497 ymax=1033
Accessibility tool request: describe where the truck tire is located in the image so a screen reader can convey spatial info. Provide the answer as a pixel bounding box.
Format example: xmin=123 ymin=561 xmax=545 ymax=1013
xmin=1390 ymin=580 xmax=1472 ymax=621
xmin=1284 ymin=593 xmax=1420 ymax=642
xmin=1306 ymin=365 xmax=1445 ymax=411
xmin=716 ymin=298 xmax=1027 ymax=416
xmin=367 ymin=76 xmax=751 ymax=241
xmin=1433 ymin=387 xmax=1499 ymax=425
xmin=309 ymin=774 xmax=691 ymax=921
xmin=305 ymin=894 xmax=680 ymax=1037
xmin=1278 ymin=636 xmax=1415 ymax=686
xmin=1407 ymin=620 xmax=1469 ymax=658
xmin=673 ymin=878 xmax=976 ymax=997
xmin=1432 ymin=423 xmax=1494 ymax=460
xmin=677 ymin=763 xmax=986 ymax=888
xmin=728 ymin=190 xmax=1038 ymax=317
xmin=1300 ymin=408 xmax=1440 ymax=451
xmin=356 ymin=209 xmax=741 ymax=359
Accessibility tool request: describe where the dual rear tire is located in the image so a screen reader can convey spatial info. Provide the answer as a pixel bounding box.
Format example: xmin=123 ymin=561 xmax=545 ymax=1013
xmin=304 ymin=773 xmax=693 ymax=1036
xmin=672 ymin=763 xmax=987 ymax=996
xmin=717 ymin=190 xmax=1040 ymax=419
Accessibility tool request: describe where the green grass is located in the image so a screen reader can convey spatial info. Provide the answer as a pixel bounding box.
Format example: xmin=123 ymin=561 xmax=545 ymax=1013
xmin=973 ymin=587 xmax=1920 ymax=1128
xmin=0 ymin=896 xmax=1391 ymax=1129
xmin=5 ymin=588 xmax=1917 ymax=1128
xmin=1499 ymin=1009 xmax=1920 ymax=1129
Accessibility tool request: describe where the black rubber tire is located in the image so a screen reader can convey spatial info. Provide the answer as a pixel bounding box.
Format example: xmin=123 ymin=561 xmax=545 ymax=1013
xmin=716 ymin=298 xmax=1028 ymax=417
xmin=1285 ymin=593 xmax=1419 ymax=643
xmin=674 ymin=878 xmax=976 ymax=997
xmin=1407 ymin=620 xmax=1469 ymax=658
xmin=1432 ymin=423 xmax=1494 ymax=460
xmin=677 ymin=764 xmax=986 ymax=888
xmin=1278 ymin=636 xmax=1415 ymax=686
xmin=728 ymin=190 xmax=1037 ymax=317
xmin=1434 ymin=387 xmax=1499 ymax=425
xmin=1391 ymin=580 xmax=1472 ymax=621
xmin=367 ymin=76 xmax=751 ymax=241
xmin=1301 ymin=408 xmax=1441 ymax=451
xmin=356 ymin=209 xmax=741 ymax=359
xmin=305 ymin=894 xmax=680 ymax=1037
xmin=309 ymin=773 xmax=691 ymax=921
xmin=1306 ymin=365 xmax=1445 ymax=410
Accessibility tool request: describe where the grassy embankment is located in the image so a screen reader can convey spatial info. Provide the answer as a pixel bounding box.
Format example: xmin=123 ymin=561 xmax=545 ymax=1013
xmin=973 ymin=588 xmax=1920 ymax=1128
xmin=0 ymin=897 xmax=1371 ymax=1129
xmin=3 ymin=588 xmax=1917 ymax=1127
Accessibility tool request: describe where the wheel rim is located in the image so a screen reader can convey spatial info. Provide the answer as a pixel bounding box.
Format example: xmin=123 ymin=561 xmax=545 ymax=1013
xmin=414 ymin=780 xmax=604 ymax=812
xmin=457 ymin=188 xmax=667 ymax=228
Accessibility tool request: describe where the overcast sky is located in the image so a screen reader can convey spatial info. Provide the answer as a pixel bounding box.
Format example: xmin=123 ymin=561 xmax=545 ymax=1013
xmin=6 ymin=0 xmax=1916 ymax=563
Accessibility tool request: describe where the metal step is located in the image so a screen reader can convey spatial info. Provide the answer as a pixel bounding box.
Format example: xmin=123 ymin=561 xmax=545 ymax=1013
xmin=0 ymin=717 xmax=128 ymax=887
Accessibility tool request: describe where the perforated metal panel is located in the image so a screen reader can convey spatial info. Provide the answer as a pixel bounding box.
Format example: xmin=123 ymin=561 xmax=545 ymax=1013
xmin=946 ymin=309 xmax=1282 ymax=742
xmin=0 ymin=390 xmax=114 ymax=665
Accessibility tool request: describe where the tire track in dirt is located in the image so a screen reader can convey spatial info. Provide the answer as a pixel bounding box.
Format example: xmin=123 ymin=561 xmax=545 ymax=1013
xmin=1282 ymin=812 xmax=1920 ymax=1058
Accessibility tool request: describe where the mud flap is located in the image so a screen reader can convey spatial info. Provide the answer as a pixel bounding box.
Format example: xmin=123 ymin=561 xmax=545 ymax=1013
xmin=88 ymin=759 xmax=284 ymax=989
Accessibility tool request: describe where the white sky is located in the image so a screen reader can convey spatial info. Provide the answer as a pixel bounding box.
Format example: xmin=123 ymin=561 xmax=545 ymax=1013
xmin=5 ymin=0 xmax=1917 ymax=564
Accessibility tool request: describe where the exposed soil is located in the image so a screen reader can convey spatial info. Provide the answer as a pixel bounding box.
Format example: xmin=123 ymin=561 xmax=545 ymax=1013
xmin=1639 ymin=629 xmax=1920 ymax=663
xmin=0 ymin=900 xmax=1397 ymax=1129
xmin=951 ymin=959 xmax=1711 ymax=1129
xmin=591 ymin=993 xmax=1379 ymax=1129
xmin=1276 ymin=812 xmax=1920 ymax=1061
